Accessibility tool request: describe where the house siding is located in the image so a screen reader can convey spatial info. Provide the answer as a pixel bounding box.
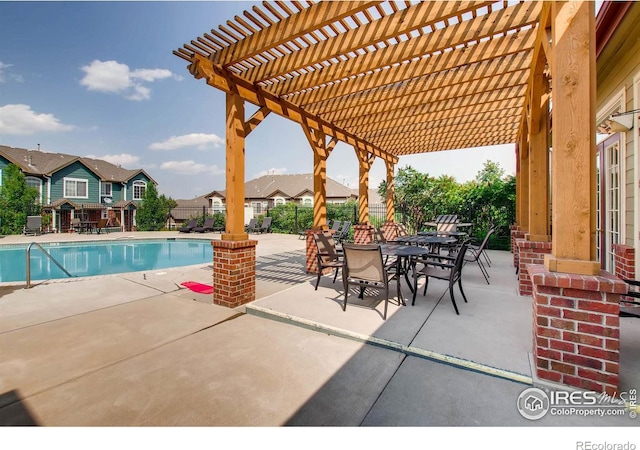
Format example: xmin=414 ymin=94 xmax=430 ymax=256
xmin=597 ymin=4 xmax=640 ymax=253
xmin=50 ymin=162 xmax=100 ymax=203
xmin=126 ymin=174 xmax=152 ymax=202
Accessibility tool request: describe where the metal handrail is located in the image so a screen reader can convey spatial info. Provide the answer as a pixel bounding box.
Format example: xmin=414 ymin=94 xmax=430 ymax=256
xmin=26 ymin=242 xmax=74 ymax=288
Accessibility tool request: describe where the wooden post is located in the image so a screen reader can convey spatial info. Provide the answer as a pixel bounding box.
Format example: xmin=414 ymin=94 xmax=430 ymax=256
xmin=519 ymin=131 xmax=530 ymax=233
xmin=357 ymin=150 xmax=375 ymax=224
xmin=527 ymin=52 xmax=551 ymax=242
xmin=515 ymin=143 xmax=520 ymax=226
xmin=545 ymin=0 xmax=599 ymax=275
xmin=385 ymin=160 xmax=395 ymax=222
xmin=222 ymin=91 xmax=248 ymax=241
xmin=302 ymin=125 xmax=336 ymax=229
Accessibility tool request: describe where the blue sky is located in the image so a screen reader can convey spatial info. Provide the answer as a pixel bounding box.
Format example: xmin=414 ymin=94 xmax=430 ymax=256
xmin=0 ymin=1 xmax=516 ymax=200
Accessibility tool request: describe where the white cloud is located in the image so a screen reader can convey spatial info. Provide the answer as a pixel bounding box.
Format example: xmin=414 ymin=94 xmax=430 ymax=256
xmin=0 ymin=61 xmax=23 ymax=83
xmin=160 ymin=160 xmax=223 ymax=175
xmin=86 ymin=153 xmax=140 ymax=167
xmin=80 ymin=60 xmax=175 ymax=101
xmin=0 ymin=104 xmax=74 ymax=135
xmin=149 ymin=133 xmax=224 ymax=151
xmin=255 ymin=167 xmax=287 ymax=178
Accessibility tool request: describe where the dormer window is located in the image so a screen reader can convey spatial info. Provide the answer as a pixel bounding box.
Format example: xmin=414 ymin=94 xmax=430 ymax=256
xmin=133 ymin=180 xmax=146 ymax=200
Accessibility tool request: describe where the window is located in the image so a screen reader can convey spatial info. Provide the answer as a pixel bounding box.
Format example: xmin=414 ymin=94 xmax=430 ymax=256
xmin=274 ymin=197 xmax=285 ymax=206
xmin=25 ymin=177 xmax=42 ymax=202
xmin=63 ymin=177 xmax=88 ymax=198
xmin=133 ymin=180 xmax=146 ymax=200
xmin=302 ymin=197 xmax=312 ymax=206
xmin=101 ymin=182 xmax=112 ymax=197
xmin=251 ymin=201 xmax=262 ymax=214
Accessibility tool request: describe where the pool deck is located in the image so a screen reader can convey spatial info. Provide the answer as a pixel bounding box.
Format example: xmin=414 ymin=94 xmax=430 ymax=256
xmin=0 ymin=231 xmax=639 ymax=428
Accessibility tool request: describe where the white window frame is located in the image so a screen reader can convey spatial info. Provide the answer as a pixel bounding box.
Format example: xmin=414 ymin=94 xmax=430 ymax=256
xmin=63 ymin=177 xmax=89 ymax=199
xmin=101 ymin=182 xmax=112 ymax=198
xmin=25 ymin=176 xmax=42 ymax=203
xmin=132 ymin=180 xmax=146 ymax=200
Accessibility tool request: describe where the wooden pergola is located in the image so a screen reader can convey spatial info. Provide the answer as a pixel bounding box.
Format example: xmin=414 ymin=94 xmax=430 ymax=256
xmin=175 ymin=1 xmax=628 ymax=396
xmin=174 ymin=1 xmax=597 ymax=284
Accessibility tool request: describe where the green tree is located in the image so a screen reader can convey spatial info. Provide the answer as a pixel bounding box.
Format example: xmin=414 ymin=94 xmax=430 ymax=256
xmin=135 ymin=183 xmax=176 ymax=231
xmin=0 ymin=164 xmax=39 ymax=234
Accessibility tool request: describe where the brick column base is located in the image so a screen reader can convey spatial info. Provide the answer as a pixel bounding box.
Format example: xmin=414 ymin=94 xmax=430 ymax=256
xmin=212 ymin=239 xmax=258 ymax=308
xmin=511 ymin=226 xmax=526 ymax=268
xmin=527 ymin=264 xmax=625 ymax=396
xmin=380 ymin=221 xmax=398 ymax=241
xmin=613 ymin=244 xmax=635 ymax=304
xmin=353 ymin=224 xmax=374 ymax=244
xmin=517 ymin=238 xmax=552 ymax=296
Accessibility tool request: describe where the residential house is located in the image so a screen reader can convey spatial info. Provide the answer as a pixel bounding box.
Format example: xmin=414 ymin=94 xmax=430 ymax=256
xmin=0 ymin=145 xmax=156 ymax=232
xmin=595 ymin=1 xmax=640 ymax=279
xmin=205 ymin=173 xmax=357 ymax=215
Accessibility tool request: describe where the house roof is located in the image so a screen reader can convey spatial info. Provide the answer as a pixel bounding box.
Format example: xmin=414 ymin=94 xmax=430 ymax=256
xmin=205 ymin=174 xmax=356 ymax=200
xmin=0 ymin=145 xmax=156 ymax=184
xmin=171 ymin=195 xmax=210 ymax=220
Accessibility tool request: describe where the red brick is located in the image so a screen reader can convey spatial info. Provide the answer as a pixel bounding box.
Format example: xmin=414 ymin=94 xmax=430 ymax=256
xmin=564 ymin=288 xmax=604 ymax=300
xmin=550 ymin=339 xmax=575 ymax=352
xmin=537 ymin=348 xmax=562 ymax=361
xmin=605 ymin=339 xmax=620 ymax=351
xmin=563 ymin=374 xmax=607 ymax=393
xmin=578 ymin=367 xmax=619 ymax=385
xmin=578 ymin=346 xmax=618 ymax=362
xmin=536 ymin=368 xmax=562 ymax=383
xmin=563 ymin=353 xmax=603 ymax=370
xmin=550 ymin=318 xmax=576 ymax=331
xmin=537 ymin=326 xmax=561 ymax=339
xmin=577 ymin=323 xmax=619 ymax=339
xmin=562 ymin=331 xmax=603 ymax=347
xmin=562 ymin=310 xmax=603 ymax=324
xmin=551 ymin=297 xmax=576 ymax=308
xmin=550 ymin=361 xmax=575 ymax=375
xmin=577 ymin=300 xmax=619 ymax=315
xmin=536 ymin=316 xmax=549 ymax=327
xmin=537 ymin=305 xmax=561 ymax=317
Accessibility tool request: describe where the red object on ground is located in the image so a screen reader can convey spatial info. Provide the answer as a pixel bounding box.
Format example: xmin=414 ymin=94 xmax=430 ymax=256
xmin=180 ymin=281 xmax=214 ymax=295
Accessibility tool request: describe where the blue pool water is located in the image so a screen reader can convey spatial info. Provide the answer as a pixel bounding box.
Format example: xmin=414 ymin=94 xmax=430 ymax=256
xmin=0 ymin=239 xmax=213 ymax=283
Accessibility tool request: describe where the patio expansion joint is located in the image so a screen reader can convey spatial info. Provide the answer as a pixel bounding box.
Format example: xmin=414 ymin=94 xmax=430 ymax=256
xmin=246 ymin=304 xmax=533 ymax=387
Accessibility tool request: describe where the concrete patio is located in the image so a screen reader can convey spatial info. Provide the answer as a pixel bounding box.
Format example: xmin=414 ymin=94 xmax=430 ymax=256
xmin=0 ymin=231 xmax=638 ymax=426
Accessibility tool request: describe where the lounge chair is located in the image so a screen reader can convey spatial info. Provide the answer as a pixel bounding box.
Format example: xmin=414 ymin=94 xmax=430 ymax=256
xmin=335 ymin=221 xmax=351 ymax=244
xmin=23 ymin=216 xmax=42 ymax=236
xmin=178 ymin=218 xmax=198 ymax=233
xmin=256 ymin=216 xmax=272 ymax=233
xmin=620 ymin=279 xmax=640 ymax=318
xmin=71 ymin=217 xmax=82 ymax=233
xmin=245 ymin=218 xmax=259 ymax=233
xmin=194 ymin=218 xmax=215 ymax=233
xmin=312 ymin=231 xmax=344 ymax=290
xmin=342 ymin=243 xmax=398 ymax=320
xmin=95 ymin=218 xmax=109 ymax=234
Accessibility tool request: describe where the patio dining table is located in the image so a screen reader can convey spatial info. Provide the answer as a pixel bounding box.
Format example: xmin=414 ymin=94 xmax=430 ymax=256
xmin=379 ymin=243 xmax=431 ymax=306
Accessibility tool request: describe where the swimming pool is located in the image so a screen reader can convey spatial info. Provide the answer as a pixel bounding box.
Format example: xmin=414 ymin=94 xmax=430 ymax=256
xmin=0 ymin=239 xmax=213 ymax=283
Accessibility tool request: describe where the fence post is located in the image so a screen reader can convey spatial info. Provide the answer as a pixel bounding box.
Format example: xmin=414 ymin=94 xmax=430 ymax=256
xmin=202 ymin=206 xmax=206 ymax=220
xmin=353 ymin=203 xmax=357 ymax=224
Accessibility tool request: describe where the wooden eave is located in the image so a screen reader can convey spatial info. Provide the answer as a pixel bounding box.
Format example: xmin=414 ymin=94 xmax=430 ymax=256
xmin=175 ymin=1 xmax=541 ymax=159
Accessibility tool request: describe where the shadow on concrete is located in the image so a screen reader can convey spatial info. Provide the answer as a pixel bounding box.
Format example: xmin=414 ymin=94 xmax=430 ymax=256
xmin=0 ymin=390 xmax=39 ymax=426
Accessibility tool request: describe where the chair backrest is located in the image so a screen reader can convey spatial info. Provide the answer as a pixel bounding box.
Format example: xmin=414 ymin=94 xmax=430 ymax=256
xmin=186 ymin=218 xmax=198 ymax=228
xmin=437 ymin=222 xmax=458 ymax=232
xmin=26 ymin=216 xmax=42 ymax=229
xmin=452 ymin=240 xmax=470 ymax=280
xmin=339 ymin=221 xmax=351 ymax=237
xmin=342 ymin=243 xmax=385 ymax=283
xmin=71 ymin=218 xmax=81 ymax=226
xmin=476 ymin=228 xmax=495 ymax=253
xmin=396 ymin=223 xmax=408 ymax=237
xmin=97 ymin=218 xmax=108 ymax=228
xmin=246 ymin=218 xmax=258 ymax=228
xmin=260 ymin=216 xmax=272 ymax=230
xmin=313 ymin=231 xmax=340 ymax=262
xmin=202 ymin=218 xmax=215 ymax=227
xmin=374 ymin=228 xmax=387 ymax=243
xmin=330 ymin=220 xmax=342 ymax=231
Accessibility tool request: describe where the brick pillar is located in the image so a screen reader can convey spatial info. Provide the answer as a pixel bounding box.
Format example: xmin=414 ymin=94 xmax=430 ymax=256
xmin=211 ymin=239 xmax=258 ymax=308
xmin=353 ymin=224 xmax=374 ymax=244
xmin=527 ymin=264 xmax=625 ymax=396
xmin=613 ymin=244 xmax=635 ymax=281
xmin=380 ymin=221 xmax=398 ymax=241
xmin=517 ymin=239 xmax=552 ymax=296
xmin=511 ymin=226 xmax=526 ymax=267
